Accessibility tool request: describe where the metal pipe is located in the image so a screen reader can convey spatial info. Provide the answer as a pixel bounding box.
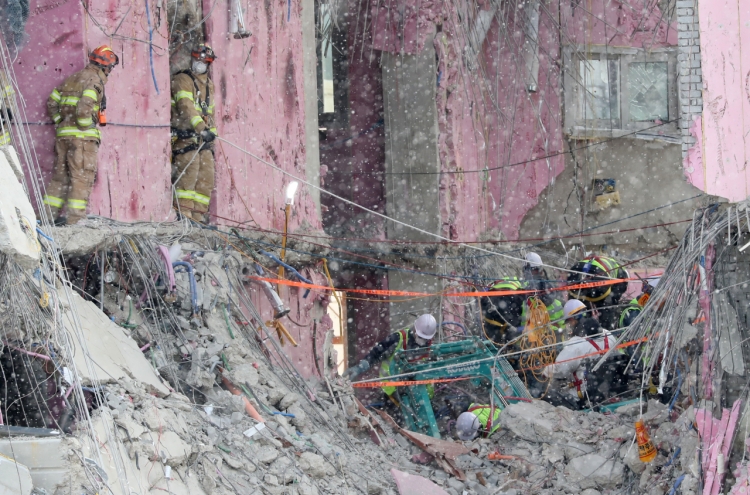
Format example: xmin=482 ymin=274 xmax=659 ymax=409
xmin=279 ymin=204 xmax=291 ymax=281
xmin=258 ymin=250 xmax=313 ymax=285
xmin=172 ymin=261 xmax=199 ymax=315
xmin=157 ymin=245 xmax=176 ymax=292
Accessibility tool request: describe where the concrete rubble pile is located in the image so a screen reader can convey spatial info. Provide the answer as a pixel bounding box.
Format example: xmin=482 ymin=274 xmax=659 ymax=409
xmin=35 ymin=229 xmax=689 ymax=495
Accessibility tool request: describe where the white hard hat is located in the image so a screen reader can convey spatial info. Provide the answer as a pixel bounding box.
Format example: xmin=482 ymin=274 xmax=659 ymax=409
xmin=525 ymin=252 xmax=543 ymax=268
xmin=563 ymin=299 xmax=586 ymax=319
xmin=414 ymin=314 xmax=437 ymax=339
xmin=456 ymin=411 xmax=480 ymax=441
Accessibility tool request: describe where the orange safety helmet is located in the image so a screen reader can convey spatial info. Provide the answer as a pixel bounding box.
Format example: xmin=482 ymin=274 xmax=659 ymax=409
xmin=89 ymin=45 xmax=119 ymax=68
xmin=191 ymin=43 xmax=217 ymax=63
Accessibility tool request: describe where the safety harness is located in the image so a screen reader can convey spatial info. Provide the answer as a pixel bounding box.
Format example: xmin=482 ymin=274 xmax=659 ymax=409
xmin=571 ymin=337 xmax=610 ymax=398
xmin=172 ymin=70 xmax=214 ymax=156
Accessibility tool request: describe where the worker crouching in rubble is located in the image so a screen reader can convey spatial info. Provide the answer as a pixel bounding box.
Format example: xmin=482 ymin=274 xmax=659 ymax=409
xmin=455 ymin=404 xmax=501 ymax=441
xmin=171 ymin=43 xmax=218 ymax=223
xmin=541 ymin=317 xmax=628 ymax=410
xmin=343 ymin=314 xmax=437 ymax=411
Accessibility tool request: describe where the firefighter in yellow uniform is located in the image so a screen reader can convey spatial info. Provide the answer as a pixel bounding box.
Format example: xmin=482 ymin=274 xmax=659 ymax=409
xmin=0 ymin=71 xmax=15 ymax=147
xmin=171 ymin=43 xmax=218 ymax=223
xmin=43 ymin=46 xmax=118 ymax=225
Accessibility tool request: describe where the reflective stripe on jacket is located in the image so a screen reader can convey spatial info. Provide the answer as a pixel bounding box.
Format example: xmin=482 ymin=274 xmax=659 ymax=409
xmin=619 ymin=298 xmax=642 ymax=328
xmin=490 ymin=277 xmax=526 ymax=291
xmin=379 ymin=328 xmax=433 ymax=397
xmin=170 ymin=71 xmax=217 ymax=139
xmin=581 ymin=256 xmax=627 ymax=279
xmin=46 ymin=64 xmax=107 ymax=141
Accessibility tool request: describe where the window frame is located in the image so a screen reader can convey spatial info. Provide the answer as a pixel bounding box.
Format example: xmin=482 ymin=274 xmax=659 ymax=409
xmin=563 ymin=45 xmax=679 ymax=140
xmin=315 ymin=0 xmax=349 ymax=128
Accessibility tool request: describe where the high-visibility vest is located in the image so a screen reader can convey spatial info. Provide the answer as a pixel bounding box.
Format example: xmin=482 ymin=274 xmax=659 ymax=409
xmin=547 ymin=299 xmax=565 ymax=330
xmin=490 ymin=277 xmax=526 ymax=291
xmin=379 ymin=329 xmax=433 ymax=397
xmin=483 ymin=278 xmax=527 ymax=329
xmin=467 ymin=403 xmax=502 ymax=437
xmin=581 ymin=256 xmax=626 ymax=279
xmin=619 ymin=299 xmax=642 ymax=328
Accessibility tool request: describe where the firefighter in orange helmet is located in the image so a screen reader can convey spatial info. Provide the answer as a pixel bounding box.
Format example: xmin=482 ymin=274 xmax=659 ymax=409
xmin=43 ymin=45 xmax=118 ymax=225
xmin=170 ymin=43 xmax=218 ymax=223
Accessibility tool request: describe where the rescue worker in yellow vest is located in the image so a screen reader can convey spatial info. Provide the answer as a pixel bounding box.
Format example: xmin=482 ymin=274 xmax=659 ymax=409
xmin=455 ymin=404 xmax=501 ymax=441
xmin=171 ymin=43 xmax=218 ymax=223
xmin=522 ymin=252 xmax=565 ymax=334
xmin=43 ymin=46 xmax=118 ymax=225
xmin=0 ymin=71 xmax=15 ymax=147
xmin=567 ymin=255 xmax=629 ymax=330
xmin=343 ymin=314 xmax=437 ymax=399
xmin=480 ymin=277 xmax=527 ymax=345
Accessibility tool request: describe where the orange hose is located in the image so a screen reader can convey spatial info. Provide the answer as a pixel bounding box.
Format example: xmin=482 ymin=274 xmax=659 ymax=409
xmin=221 ymin=375 xmax=264 ymax=423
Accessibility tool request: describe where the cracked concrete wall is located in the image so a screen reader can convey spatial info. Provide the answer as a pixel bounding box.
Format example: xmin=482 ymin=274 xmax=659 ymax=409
xmin=519 ymin=139 xmax=703 ymax=250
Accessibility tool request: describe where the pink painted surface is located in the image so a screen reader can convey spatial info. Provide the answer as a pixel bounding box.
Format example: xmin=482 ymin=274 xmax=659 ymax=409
xmin=561 ymin=0 xmax=677 ymax=48
xmin=623 ymin=269 xmax=663 ymax=300
xmin=15 ymin=0 xmax=173 ymax=221
xmin=372 ymin=0 xmax=675 ymax=240
xmin=204 ymin=0 xmax=321 ymax=233
xmin=692 ymin=0 xmax=750 ymax=201
xmin=685 ymin=116 xmax=705 ymax=189
xmin=697 ymin=400 xmax=742 ymax=495
xmin=391 ymin=468 xmax=450 ymax=495
xmin=239 ymin=268 xmax=332 ymax=378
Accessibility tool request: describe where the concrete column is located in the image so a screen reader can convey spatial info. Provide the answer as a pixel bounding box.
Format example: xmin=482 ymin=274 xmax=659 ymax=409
xmin=301 ymin=0 xmax=322 ymax=213
xmin=382 ymin=32 xmax=441 ymax=242
xmin=382 ymin=32 xmax=442 ymax=330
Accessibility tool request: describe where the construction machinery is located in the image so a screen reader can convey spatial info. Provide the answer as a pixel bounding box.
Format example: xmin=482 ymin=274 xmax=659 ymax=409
xmin=389 ymin=337 xmax=533 ymax=438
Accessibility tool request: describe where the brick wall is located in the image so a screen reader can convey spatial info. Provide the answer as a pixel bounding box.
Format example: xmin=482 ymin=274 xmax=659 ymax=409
xmin=677 ymin=0 xmax=703 ymax=158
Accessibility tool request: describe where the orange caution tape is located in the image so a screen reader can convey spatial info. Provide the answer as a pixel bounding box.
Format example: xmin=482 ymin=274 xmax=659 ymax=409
xmin=350 ymin=336 xmax=650 ymax=388
xmin=352 ymin=376 xmax=475 ymax=388
xmin=248 ymin=275 xmax=639 ymax=298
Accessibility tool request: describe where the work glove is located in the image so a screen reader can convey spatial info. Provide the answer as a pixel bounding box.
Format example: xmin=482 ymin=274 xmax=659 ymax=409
xmin=343 ymin=359 xmax=370 ymax=380
xmin=200 ymin=129 xmax=216 ymax=143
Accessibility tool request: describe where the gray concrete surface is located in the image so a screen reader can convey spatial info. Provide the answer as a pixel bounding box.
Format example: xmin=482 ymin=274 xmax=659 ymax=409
xmin=520 ymin=139 xmax=704 ymax=250
xmin=382 ymin=33 xmax=442 ymax=242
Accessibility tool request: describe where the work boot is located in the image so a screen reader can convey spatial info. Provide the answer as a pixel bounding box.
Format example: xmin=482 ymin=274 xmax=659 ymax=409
xmin=53 ymin=216 xmax=67 ymax=227
xmin=175 ymin=208 xmax=193 ymax=221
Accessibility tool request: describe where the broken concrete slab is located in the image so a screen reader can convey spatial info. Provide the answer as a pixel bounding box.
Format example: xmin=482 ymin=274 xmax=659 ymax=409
xmin=0 ymin=150 xmax=39 ymax=270
xmin=0 ymin=453 xmax=33 ymax=495
xmin=498 ymin=402 xmax=557 ymax=442
xmin=61 ymin=291 xmax=171 ymax=397
xmin=0 ymin=437 xmax=66 ymax=492
xmin=565 ymin=453 xmax=625 ymax=489
xmin=299 ymin=452 xmax=335 ymax=479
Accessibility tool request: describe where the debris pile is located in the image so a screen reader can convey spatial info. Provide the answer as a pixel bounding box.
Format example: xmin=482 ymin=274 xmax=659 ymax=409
xmin=25 ymin=224 xmax=689 ymax=495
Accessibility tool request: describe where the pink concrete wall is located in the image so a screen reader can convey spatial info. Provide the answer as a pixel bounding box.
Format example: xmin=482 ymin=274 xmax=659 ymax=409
xmin=202 ymin=0 xmax=328 ymax=373
xmin=371 ymin=0 xmax=676 ymax=241
xmin=17 ymin=0 xmax=173 ymax=221
xmin=687 ymin=0 xmax=750 ymax=201
xmin=561 ymin=0 xmax=677 ymax=48
xmin=204 ymin=0 xmax=322 ymax=233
